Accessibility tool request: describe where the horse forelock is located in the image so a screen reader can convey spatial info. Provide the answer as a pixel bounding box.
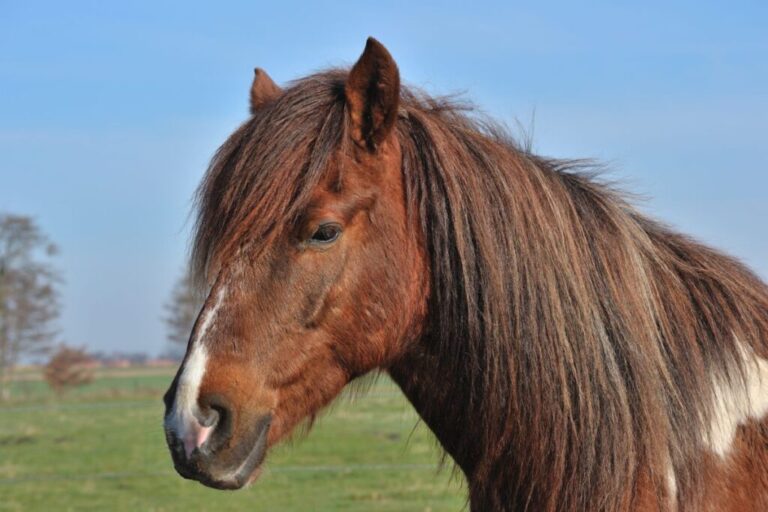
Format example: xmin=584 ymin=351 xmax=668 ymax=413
xmin=191 ymin=70 xmax=348 ymax=287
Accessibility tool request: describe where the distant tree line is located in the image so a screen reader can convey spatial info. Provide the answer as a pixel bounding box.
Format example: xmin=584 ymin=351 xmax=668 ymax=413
xmin=0 ymin=212 xmax=201 ymax=401
xmin=0 ymin=213 xmax=61 ymax=400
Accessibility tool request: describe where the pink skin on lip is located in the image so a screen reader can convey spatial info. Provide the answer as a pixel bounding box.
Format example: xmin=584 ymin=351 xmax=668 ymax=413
xmin=183 ymin=424 xmax=213 ymax=458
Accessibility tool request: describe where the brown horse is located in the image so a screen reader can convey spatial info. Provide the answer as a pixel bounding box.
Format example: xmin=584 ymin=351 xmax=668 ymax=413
xmin=163 ymin=38 xmax=768 ymax=511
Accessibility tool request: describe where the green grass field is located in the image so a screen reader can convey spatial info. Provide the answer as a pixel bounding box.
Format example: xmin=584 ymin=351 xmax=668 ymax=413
xmin=0 ymin=368 xmax=466 ymax=511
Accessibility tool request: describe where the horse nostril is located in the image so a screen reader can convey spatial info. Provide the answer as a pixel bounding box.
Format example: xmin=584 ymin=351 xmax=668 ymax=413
xmin=197 ymin=395 xmax=233 ymax=453
xmin=199 ymin=406 xmax=220 ymax=428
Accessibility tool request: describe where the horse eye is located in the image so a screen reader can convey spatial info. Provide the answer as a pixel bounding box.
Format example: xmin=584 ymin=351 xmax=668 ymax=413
xmin=309 ymin=223 xmax=342 ymax=244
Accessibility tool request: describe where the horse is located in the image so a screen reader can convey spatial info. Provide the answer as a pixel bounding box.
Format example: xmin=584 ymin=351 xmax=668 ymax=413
xmin=163 ymin=38 xmax=768 ymax=511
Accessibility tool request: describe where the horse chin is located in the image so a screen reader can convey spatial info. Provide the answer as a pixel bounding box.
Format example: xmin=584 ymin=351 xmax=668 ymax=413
xmin=193 ymin=463 xmax=265 ymax=491
xmin=196 ymin=442 xmax=268 ymax=491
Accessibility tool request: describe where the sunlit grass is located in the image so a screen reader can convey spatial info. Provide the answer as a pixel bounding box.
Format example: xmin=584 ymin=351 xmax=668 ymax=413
xmin=0 ymin=369 xmax=466 ymax=511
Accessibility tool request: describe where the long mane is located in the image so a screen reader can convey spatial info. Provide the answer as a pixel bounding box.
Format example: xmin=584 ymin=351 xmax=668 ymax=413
xmin=192 ymin=69 xmax=768 ymax=510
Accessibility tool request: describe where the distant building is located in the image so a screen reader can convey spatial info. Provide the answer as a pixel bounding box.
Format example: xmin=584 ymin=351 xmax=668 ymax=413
xmin=146 ymin=358 xmax=177 ymax=367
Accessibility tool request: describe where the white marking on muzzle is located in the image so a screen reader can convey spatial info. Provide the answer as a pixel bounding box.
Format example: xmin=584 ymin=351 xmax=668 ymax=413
xmin=706 ymin=339 xmax=768 ymax=458
xmin=166 ymin=286 xmax=226 ymax=457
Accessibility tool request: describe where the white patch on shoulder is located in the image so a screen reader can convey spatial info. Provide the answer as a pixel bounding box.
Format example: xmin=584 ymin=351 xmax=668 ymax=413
xmin=166 ymin=286 xmax=226 ymax=441
xmin=706 ymin=340 xmax=768 ymax=458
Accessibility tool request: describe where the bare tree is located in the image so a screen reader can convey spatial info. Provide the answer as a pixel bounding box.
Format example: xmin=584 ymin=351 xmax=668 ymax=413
xmin=163 ymin=267 xmax=203 ymax=353
xmin=0 ymin=214 xmax=61 ymax=400
xmin=43 ymin=345 xmax=94 ymax=396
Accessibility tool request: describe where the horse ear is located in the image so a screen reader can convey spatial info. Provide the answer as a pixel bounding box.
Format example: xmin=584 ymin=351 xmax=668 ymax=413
xmin=345 ymin=37 xmax=400 ymax=151
xmin=250 ymin=68 xmax=282 ymax=113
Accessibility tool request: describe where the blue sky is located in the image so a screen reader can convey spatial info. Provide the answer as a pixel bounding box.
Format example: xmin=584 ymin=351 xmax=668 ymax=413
xmin=1 ymin=1 xmax=766 ymax=356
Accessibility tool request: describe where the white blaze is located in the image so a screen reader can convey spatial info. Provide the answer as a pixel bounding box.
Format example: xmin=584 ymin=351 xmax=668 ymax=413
xmin=166 ymin=286 xmax=226 ymax=452
xmin=706 ymin=340 xmax=768 ymax=458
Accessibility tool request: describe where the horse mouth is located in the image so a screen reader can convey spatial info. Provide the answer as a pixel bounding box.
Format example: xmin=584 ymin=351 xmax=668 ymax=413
xmin=168 ymin=414 xmax=272 ymax=490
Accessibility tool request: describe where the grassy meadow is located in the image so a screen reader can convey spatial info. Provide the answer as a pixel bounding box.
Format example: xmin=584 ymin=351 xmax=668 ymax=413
xmin=0 ymin=367 xmax=466 ymax=511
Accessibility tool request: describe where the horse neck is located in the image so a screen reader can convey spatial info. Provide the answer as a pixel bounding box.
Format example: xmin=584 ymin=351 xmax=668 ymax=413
xmin=389 ymin=116 xmax=768 ymax=510
xmin=388 ymin=339 xmax=560 ymax=510
xmin=387 ymin=344 xmax=483 ymax=475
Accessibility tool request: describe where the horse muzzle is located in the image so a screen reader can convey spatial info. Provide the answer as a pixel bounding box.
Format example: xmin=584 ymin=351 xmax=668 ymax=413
xmin=163 ymin=396 xmax=273 ymax=490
